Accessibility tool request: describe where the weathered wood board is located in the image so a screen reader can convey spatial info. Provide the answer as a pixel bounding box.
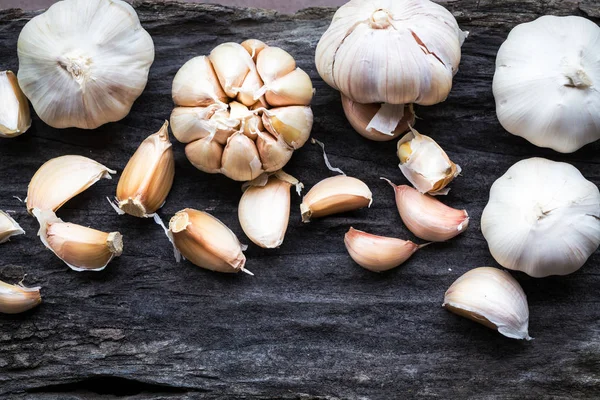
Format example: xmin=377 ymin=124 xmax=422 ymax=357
xmin=0 ymin=0 xmax=599 ymax=398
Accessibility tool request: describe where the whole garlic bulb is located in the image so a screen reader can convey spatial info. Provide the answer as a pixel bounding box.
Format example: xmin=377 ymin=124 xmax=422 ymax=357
xmin=493 ymin=16 xmax=600 ymax=153
xmin=316 ymin=0 xmax=466 ymax=136
xmin=481 ymin=158 xmax=600 ymax=278
xmin=171 ymin=39 xmax=314 ymax=182
xmin=17 ymin=0 xmax=155 ymax=129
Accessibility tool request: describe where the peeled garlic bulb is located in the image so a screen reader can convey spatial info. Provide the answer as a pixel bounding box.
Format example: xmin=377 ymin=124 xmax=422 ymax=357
xmin=0 ymin=211 xmax=25 ymax=243
xmin=443 ymin=267 xmax=531 ymax=340
xmin=0 ymin=71 xmax=31 ymax=138
xmin=481 ymin=158 xmax=600 ymax=278
xmin=493 ymin=16 xmax=600 ymax=153
xmin=0 ymin=280 xmax=41 ymax=314
xmin=171 ymin=39 xmax=314 ymax=181
xmin=17 ymin=0 xmax=154 ymax=129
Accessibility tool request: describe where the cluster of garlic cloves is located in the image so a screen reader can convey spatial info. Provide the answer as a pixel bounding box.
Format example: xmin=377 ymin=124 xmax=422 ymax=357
xmin=0 ymin=211 xmax=25 ymax=244
xmin=0 ymin=279 xmax=41 ymax=314
xmin=0 ymin=71 xmax=31 ymax=138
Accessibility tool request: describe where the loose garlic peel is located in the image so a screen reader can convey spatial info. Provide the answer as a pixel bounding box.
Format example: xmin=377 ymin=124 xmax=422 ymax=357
xmin=27 ymin=155 xmax=115 ymax=214
xmin=443 ymin=267 xmax=531 ymax=340
xmin=0 ymin=71 xmax=31 ymax=138
xmin=171 ymin=39 xmax=314 ymax=181
xmin=33 ymin=209 xmax=123 ymax=272
xmin=493 ymin=16 xmax=600 ymax=153
xmin=481 ymin=158 xmax=600 ymax=278
xmin=397 ymin=127 xmax=461 ymax=195
xmin=0 ymin=280 xmax=41 ymax=314
xmin=17 ymin=0 xmax=155 ymax=129
xmin=316 ymin=0 xmax=466 ymax=134
xmin=0 ymin=211 xmax=25 ymax=244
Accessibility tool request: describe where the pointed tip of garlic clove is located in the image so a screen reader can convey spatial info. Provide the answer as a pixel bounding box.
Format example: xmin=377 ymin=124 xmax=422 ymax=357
xmin=0 ymin=70 xmax=31 ymax=138
xmin=0 ymin=280 xmax=42 ymax=314
xmin=0 ymin=211 xmax=25 ymax=244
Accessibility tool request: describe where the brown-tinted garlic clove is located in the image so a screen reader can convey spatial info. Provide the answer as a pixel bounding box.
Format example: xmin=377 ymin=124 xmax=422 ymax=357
xmin=115 ymin=121 xmax=174 ymax=218
xmin=382 ymin=178 xmax=468 ymax=242
xmin=0 ymin=280 xmax=41 ymax=314
xmin=34 ymin=209 xmax=123 ymax=272
xmin=27 ymin=155 xmax=116 ymax=214
xmin=0 ymin=71 xmax=31 ymax=138
xmin=241 ymin=39 xmax=268 ymax=61
xmin=172 ymin=56 xmax=227 ymax=107
xmin=256 ymin=46 xmax=297 ymax=85
xmin=170 ymin=105 xmax=237 ymax=145
xmin=169 ymin=208 xmax=249 ymax=274
xmin=209 ymin=43 xmax=255 ymax=99
xmin=0 ymin=211 xmax=25 ymax=243
xmin=264 ymin=68 xmax=314 ymax=107
xmin=221 ymin=133 xmax=264 ymax=181
xmin=301 ymin=175 xmax=372 ymax=223
xmin=256 ymin=132 xmax=294 ymax=173
xmin=185 ymin=137 xmax=224 ymax=174
xmin=262 ymin=106 xmax=313 ymax=149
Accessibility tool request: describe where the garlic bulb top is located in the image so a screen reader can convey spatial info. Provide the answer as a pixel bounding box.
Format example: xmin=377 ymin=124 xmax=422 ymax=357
xmin=17 ymin=0 xmax=155 ymax=129
xmin=481 ymin=158 xmax=600 ymax=278
xmin=493 ymin=16 xmax=600 ymax=153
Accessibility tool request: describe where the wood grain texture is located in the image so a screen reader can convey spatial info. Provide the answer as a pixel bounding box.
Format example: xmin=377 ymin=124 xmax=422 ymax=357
xmin=0 ymin=1 xmax=599 ymax=398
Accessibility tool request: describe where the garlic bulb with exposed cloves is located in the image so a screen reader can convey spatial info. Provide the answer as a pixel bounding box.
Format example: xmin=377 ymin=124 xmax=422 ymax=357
xmin=316 ymin=0 xmax=466 ymax=137
xmin=17 ymin=0 xmax=154 ymax=129
xmin=481 ymin=158 xmax=600 ymax=278
xmin=0 ymin=71 xmax=31 ymax=138
xmin=493 ymin=16 xmax=600 ymax=153
xmin=171 ymin=39 xmax=314 ymax=182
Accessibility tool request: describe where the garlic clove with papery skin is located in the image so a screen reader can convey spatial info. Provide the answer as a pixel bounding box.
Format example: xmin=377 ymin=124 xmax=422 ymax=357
xmin=256 ymin=132 xmax=294 ymax=173
xmin=172 ymin=56 xmax=228 ymax=107
xmin=185 ymin=138 xmax=224 ymax=174
xmin=0 ymin=71 xmax=31 ymax=138
xmin=241 ymin=39 xmax=268 ymax=61
xmin=262 ymin=106 xmax=313 ymax=150
xmin=256 ymin=46 xmax=297 ymax=85
xmin=209 ymin=42 xmax=255 ymax=99
xmin=221 ymin=133 xmax=265 ymax=182
xmin=170 ymin=105 xmax=238 ymax=146
xmin=0 ymin=280 xmax=41 ymax=314
xmin=0 ymin=211 xmax=25 ymax=244
xmin=443 ymin=267 xmax=532 ymax=340
xmin=263 ymin=68 xmax=314 ymax=107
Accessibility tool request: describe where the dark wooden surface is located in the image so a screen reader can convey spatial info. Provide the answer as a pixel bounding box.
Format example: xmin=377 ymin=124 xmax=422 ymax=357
xmin=0 ymin=1 xmax=599 ymax=398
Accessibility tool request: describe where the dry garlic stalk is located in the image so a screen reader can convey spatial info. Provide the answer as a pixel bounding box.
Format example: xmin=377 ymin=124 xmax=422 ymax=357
xmin=17 ymin=0 xmax=155 ymax=129
xmin=444 ymin=267 xmax=531 ymax=340
xmin=0 ymin=71 xmax=31 ymax=138
xmin=112 ymin=121 xmax=174 ymax=218
xmin=344 ymin=227 xmax=426 ymax=272
xmin=0 ymin=280 xmax=41 ymax=314
xmin=34 ymin=209 xmax=123 ymax=272
xmin=383 ymin=179 xmax=468 ymax=242
xmin=397 ymin=127 xmax=461 ymax=195
xmin=171 ymin=39 xmax=314 ymax=181
xmin=342 ymin=96 xmax=415 ymax=141
xmin=27 ymin=155 xmax=115 ymax=214
xmin=0 ymin=211 xmax=25 ymax=244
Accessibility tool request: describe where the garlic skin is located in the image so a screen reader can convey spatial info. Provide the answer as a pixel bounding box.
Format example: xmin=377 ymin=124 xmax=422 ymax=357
xmin=481 ymin=158 xmax=600 ymax=278
xmin=301 ymin=176 xmax=372 ymax=223
xmin=34 ymin=209 xmax=123 ymax=272
xmin=397 ymin=127 xmax=461 ymax=195
xmin=115 ymin=121 xmax=174 ymax=218
xmin=0 ymin=211 xmax=25 ymax=244
xmin=344 ymin=227 xmax=423 ymax=272
xmin=0 ymin=71 xmax=31 ymax=138
xmin=443 ymin=267 xmax=531 ymax=340
xmin=342 ymin=96 xmax=414 ymax=142
xmin=493 ymin=16 xmax=600 ymax=153
xmin=27 ymin=155 xmax=116 ymax=214
xmin=17 ymin=0 xmax=154 ymax=129
xmin=0 ymin=280 xmax=41 ymax=314
xmin=383 ymin=179 xmax=468 ymax=242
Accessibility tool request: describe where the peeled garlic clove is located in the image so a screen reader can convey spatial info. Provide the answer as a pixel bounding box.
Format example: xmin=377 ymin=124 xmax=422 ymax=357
xmin=34 ymin=209 xmax=123 ymax=272
xmin=0 ymin=71 xmax=31 ymax=138
xmin=265 ymin=68 xmax=314 ymax=107
xmin=170 ymin=105 xmax=236 ymax=145
xmin=209 ymin=43 xmax=254 ymax=99
xmin=221 ymin=133 xmax=264 ymax=182
xmin=185 ymin=137 xmax=223 ymax=174
xmin=383 ymin=179 xmax=468 ymax=242
xmin=443 ymin=267 xmax=532 ymax=340
xmin=115 ymin=121 xmax=174 ymax=218
xmin=256 ymin=46 xmax=297 ymax=85
xmin=344 ymin=227 xmax=423 ymax=272
xmin=301 ymin=175 xmax=372 ymax=223
xmin=397 ymin=127 xmax=461 ymax=195
xmin=262 ymin=106 xmax=313 ymax=149
xmin=0 ymin=280 xmax=41 ymax=314
xmin=0 ymin=211 xmax=25 ymax=243
xmin=241 ymin=39 xmax=267 ymax=61
xmin=27 ymin=155 xmax=116 ymax=214
xmin=172 ymin=56 xmax=227 ymax=107
xmin=256 ymin=132 xmax=294 ymax=173
xmin=169 ymin=209 xmax=247 ymax=274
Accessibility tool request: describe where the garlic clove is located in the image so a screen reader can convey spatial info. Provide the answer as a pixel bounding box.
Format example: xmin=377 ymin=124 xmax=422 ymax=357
xmin=383 ymin=178 xmax=468 ymax=242
xmin=443 ymin=267 xmax=532 ymax=340
xmin=0 ymin=211 xmax=25 ymax=244
xmin=242 ymin=114 xmax=263 ymax=141
xmin=237 ymin=69 xmax=265 ymax=107
xmin=115 ymin=121 xmax=174 ymax=218
xmin=209 ymin=43 xmax=255 ymax=99
xmin=256 ymin=46 xmax=297 ymax=85
xmin=262 ymin=106 xmax=313 ymax=149
xmin=26 ymin=155 xmax=116 ymax=214
xmin=301 ymin=175 xmax=372 ymax=223
xmin=172 ymin=56 xmax=227 ymax=107
xmin=34 ymin=209 xmax=123 ymax=272
xmin=241 ymin=39 xmax=268 ymax=61
xmin=397 ymin=127 xmax=461 ymax=195
xmin=0 ymin=280 xmax=41 ymax=314
xmin=256 ymin=132 xmax=294 ymax=173
xmin=0 ymin=71 xmax=31 ymax=138
xmin=185 ymin=137 xmax=224 ymax=174
xmin=228 ymin=101 xmax=262 ymax=140
xmin=264 ymin=68 xmax=314 ymax=107
xmin=221 ymin=133 xmax=264 ymax=182
xmin=170 ymin=105 xmax=237 ymax=145
xmin=169 ymin=208 xmax=247 ymax=274
xmin=344 ymin=227 xmax=424 ymax=272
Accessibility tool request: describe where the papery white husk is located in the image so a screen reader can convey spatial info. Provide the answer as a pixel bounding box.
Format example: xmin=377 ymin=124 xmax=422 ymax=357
xmin=481 ymin=158 xmax=600 ymax=278
xmin=0 ymin=211 xmax=25 ymax=243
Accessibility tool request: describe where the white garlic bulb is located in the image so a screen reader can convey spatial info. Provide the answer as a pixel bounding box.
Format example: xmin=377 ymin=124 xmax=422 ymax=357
xmin=316 ymin=0 xmax=466 ymax=135
xmin=493 ymin=16 xmax=600 ymax=153
xmin=481 ymin=158 xmax=600 ymax=278
xmin=17 ymin=0 xmax=155 ymax=129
